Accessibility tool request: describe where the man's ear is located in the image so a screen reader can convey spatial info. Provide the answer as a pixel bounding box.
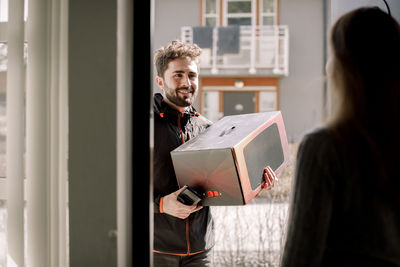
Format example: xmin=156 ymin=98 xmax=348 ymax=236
xmin=155 ymin=76 xmax=164 ymax=91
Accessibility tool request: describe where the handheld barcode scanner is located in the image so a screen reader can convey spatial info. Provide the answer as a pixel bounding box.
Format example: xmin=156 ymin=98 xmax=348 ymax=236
xmin=177 ymin=186 xmax=202 ymax=206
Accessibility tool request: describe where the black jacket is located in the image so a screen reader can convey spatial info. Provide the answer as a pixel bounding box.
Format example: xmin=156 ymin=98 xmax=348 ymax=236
xmin=153 ymin=93 xmax=215 ymax=255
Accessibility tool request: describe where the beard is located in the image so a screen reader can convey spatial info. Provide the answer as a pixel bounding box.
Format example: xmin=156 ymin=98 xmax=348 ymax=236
xmin=164 ymin=86 xmax=197 ymax=108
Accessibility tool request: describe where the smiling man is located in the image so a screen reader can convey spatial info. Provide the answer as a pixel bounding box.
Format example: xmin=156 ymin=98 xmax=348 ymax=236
xmin=156 ymin=57 xmax=199 ymax=110
xmin=152 ymin=40 xmax=215 ymax=266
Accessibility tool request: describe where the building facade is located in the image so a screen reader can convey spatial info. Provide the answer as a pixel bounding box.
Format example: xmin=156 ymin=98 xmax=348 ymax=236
xmin=154 ymin=0 xmax=326 ymax=141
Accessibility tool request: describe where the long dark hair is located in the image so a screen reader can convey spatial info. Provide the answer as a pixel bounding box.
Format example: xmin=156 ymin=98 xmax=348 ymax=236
xmin=329 ymin=7 xmax=400 ymax=201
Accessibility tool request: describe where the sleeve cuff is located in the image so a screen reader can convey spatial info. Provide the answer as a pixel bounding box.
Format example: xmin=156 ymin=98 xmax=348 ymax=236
xmin=159 ymin=197 xmax=164 ymax=213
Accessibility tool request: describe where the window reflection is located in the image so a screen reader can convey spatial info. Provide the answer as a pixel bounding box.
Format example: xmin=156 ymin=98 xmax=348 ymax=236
xmin=0 ymin=43 xmax=6 ymax=178
xmin=0 ymin=43 xmax=27 ymax=179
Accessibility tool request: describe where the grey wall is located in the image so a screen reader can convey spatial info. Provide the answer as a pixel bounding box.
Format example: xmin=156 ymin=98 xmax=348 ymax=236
xmin=154 ymin=0 xmax=200 ymax=56
xmin=153 ymin=0 xmax=200 ymax=95
xmin=280 ymin=0 xmax=400 ymax=142
xmin=279 ymin=0 xmax=325 ymax=142
xmin=69 ymin=0 xmax=117 ymax=266
xmin=331 ymin=0 xmax=400 ymax=24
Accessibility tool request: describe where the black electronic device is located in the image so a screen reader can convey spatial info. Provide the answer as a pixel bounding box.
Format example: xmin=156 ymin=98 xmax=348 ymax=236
xmin=177 ymin=186 xmax=202 ymax=206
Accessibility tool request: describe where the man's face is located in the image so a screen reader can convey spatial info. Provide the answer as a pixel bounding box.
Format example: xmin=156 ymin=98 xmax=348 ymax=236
xmin=157 ymin=57 xmax=199 ymax=108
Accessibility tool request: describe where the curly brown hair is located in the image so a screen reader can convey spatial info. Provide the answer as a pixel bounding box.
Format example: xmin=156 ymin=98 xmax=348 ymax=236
xmin=154 ymin=40 xmax=202 ymax=78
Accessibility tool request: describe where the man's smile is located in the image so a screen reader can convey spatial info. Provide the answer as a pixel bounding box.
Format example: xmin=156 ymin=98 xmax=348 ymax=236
xmin=177 ymin=88 xmax=194 ymax=95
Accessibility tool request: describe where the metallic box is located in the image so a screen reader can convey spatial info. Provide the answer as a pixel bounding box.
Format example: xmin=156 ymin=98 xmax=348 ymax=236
xmin=171 ymin=111 xmax=290 ymax=206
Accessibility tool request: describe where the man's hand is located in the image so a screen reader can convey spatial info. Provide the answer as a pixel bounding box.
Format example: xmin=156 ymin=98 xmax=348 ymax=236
xmin=162 ymin=187 xmax=203 ymax=219
xmin=262 ymin=166 xmax=278 ymax=190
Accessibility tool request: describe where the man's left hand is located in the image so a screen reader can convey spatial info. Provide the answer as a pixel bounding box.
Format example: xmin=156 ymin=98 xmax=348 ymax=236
xmin=262 ymin=166 xmax=278 ymax=190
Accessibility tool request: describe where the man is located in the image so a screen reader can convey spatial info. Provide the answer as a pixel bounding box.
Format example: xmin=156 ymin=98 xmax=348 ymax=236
xmin=152 ymin=40 xmax=276 ymax=266
xmin=153 ymin=40 xmax=214 ymax=266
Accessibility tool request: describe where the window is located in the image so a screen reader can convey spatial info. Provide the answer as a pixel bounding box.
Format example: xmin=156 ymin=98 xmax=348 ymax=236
xmin=259 ymin=91 xmax=277 ymax=111
xmin=202 ymin=0 xmax=279 ymax=27
xmin=0 ymin=44 xmax=28 ymax=180
xmin=201 ymin=86 xmax=278 ymax=120
xmin=0 ymin=43 xmax=6 ymax=180
xmin=0 ymin=0 xmax=28 ymax=22
xmin=223 ymin=91 xmax=255 ymax=115
xmin=0 ymin=0 xmax=8 ymax=184
xmin=224 ymin=0 xmax=255 ymax=26
xmin=201 ymin=91 xmax=221 ymax=122
xmin=0 ymin=0 xmax=28 ymax=183
xmin=0 ymin=1 xmax=29 ymax=264
xmin=0 ymin=43 xmax=6 ymax=267
xmin=260 ymin=0 xmax=278 ymax=25
xmin=203 ymin=0 xmax=220 ymax=26
xmin=0 ymin=0 xmax=8 ymax=22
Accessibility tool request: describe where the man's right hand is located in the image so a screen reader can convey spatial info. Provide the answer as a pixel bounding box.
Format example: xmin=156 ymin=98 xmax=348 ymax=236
xmin=162 ymin=187 xmax=203 ymax=219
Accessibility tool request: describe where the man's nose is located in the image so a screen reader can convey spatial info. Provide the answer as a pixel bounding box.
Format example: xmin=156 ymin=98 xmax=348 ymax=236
xmin=181 ymin=75 xmax=191 ymax=87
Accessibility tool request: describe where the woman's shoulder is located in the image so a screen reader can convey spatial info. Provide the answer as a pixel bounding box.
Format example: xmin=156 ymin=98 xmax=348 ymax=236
xmin=299 ymin=126 xmax=339 ymax=157
xmin=302 ymin=126 xmax=336 ymax=145
xmin=296 ymin=126 xmax=343 ymax=179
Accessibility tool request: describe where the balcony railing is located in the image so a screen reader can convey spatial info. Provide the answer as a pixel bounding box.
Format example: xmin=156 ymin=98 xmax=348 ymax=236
xmin=181 ymin=25 xmax=289 ymax=76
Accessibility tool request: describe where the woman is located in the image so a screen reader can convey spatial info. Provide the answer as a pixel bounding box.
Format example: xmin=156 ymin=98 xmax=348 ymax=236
xmin=281 ymin=7 xmax=400 ymax=267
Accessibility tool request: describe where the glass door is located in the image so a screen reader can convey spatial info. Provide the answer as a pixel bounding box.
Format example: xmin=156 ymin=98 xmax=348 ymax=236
xmin=223 ymin=91 xmax=255 ymax=115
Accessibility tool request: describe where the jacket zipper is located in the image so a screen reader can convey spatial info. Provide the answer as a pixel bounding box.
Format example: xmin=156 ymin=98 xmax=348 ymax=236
xmin=177 ymin=113 xmax=191 ymax=255
xmin=186 ymin=218 xmax=191 ymax=255
xmin=177 ymin=113 xmax=185 ymax=144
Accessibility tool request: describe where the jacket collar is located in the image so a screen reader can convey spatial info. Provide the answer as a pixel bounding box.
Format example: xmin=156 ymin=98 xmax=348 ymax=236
xmin=153 ymin=93 xmax=199 ymax=120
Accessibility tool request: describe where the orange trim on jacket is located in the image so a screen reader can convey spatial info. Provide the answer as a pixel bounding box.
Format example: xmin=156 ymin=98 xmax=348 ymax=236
xmin=159 ymin=197 xmax=164 ymax=213
xmin=152 ymin=249 xmax=207 ymax=257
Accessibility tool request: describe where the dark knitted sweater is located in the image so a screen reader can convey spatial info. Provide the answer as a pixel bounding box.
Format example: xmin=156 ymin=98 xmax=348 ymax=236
xmin=281 ymin=127 xmax=400 ymax=267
